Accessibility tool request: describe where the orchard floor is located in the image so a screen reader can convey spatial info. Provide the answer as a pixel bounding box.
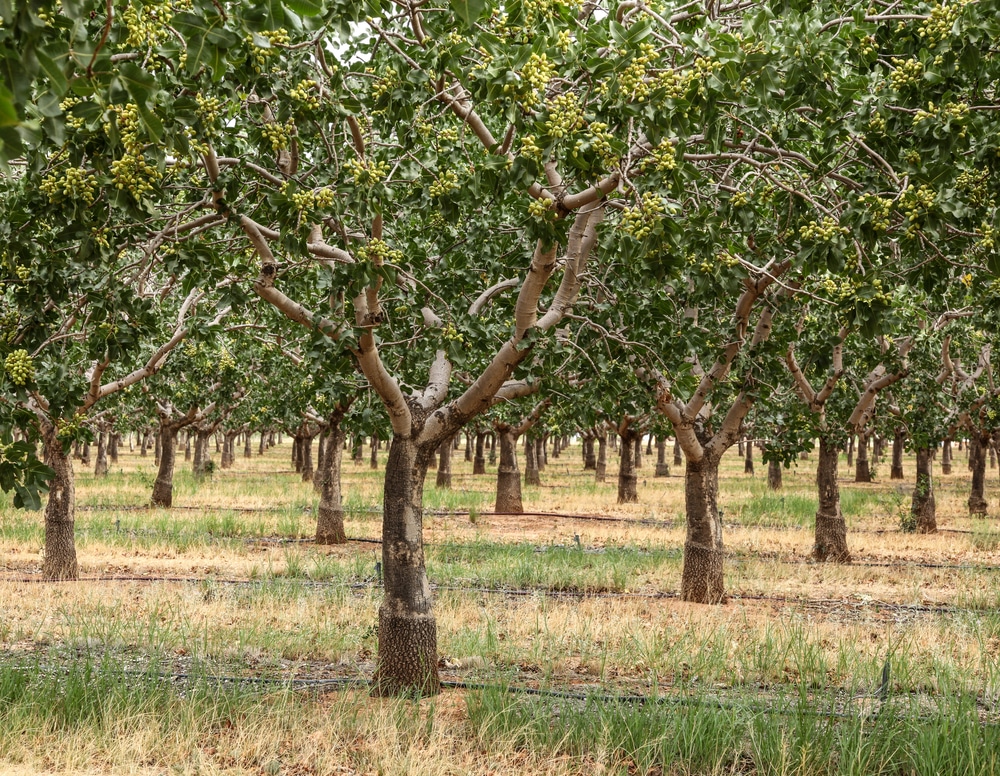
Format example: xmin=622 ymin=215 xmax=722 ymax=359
xmin=2 ymin=440 xmax=1000 ymax=775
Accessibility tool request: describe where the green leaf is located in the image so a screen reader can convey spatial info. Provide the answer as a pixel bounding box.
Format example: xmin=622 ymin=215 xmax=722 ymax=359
xmin=284 ymin=0 xmax=326 ymax=16
xmin=449 ymin=0 xmax=486 ymax=28
xmin=119 ymin=63 xmax=163 ymax=141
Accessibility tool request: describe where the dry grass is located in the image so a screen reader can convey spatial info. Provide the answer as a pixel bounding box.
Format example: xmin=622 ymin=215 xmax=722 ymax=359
xmin=1 ymin=438 xmax=999 ymax=774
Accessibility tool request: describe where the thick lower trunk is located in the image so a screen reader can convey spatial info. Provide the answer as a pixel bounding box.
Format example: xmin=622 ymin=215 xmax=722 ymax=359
xmin=524 ymin=436 xmax=541 ymax=486
xmin=583 ymin=434 xmax=596 ymax=471
xmin=536 ymin=437 xmax=546 ymax=471
xmin=673 ymin=438 xmax=683 ymax=467
xmin=193 ymin=431 xmax=212 ymax=477
xmin=371 ymin=435 xmax=379 ymax=469
xmin=244 ymin=432 xmax=253 ymax=459
xmin=494 ymin=429 xmax=522 ymax=514
xmin=743 ymin=438 xmax=754 ymax=475
xmin=911 ymin=447 xmax=937 ymax=533
xmin=435 ymin=435 xmax=452 ymax=489
xmin=316 ymin=426 xmax=347 ymax=545
xmin=488 ymin=433 xmax=496 ymax=465
xmin=259 ymin=432 xmax=266 ymax=456
xmin=464 ymin=432 xmax=473 ymax=463
xmin=655 ymin=436 xmax=669 ymax=477
xmin=890 ymin=428 xmax=905 ymax=480
xmin=109 ymin=432 xmax=119 ymax=464
xmin=596 ymin=432 xmax=607 ymax=483
xmin=941 ymin=439 xmax=952 ymax=474
xmin=681 ymin=456 xmax=725 ymax=604
xmin=301 ymin=434 xmax=315 ymax=483
xmin=846 ymin=435 xmax=854 ymax=468
xmin=221 ymin=433 xmax=237 ymax=469
xmin=42 ymin=429 xmax=78 ymax=581
xmin=633 ymin=434 xmax=642 ymax=470
xmin=767 ymin=458 xmax=782 ymax=490
xmin=140 ymin=431 xmax=150 ymax=457
xmin=94 ymin=430 xmax=109 ymax=477
xmin=151 ymin=427 xmax=178 ymax=507
xmin=813 ymin=438 xmax=850 ymax=562
xmin=617 ymin=429 xmax=638 ymax=503
xmin=854 ymin=432 xmax=871 ymax=483
xmin=473 ymin=432 xmax=486 ymax=475
xmin=371 ymin=436 xmax=439 ymax=696
xmin=314 ymin=432 xmax=328 ymax=494
xmin=968 ymin=432 xmax=988 ymax=516
xmin=80 ymin=442 xmax=90 ymax=466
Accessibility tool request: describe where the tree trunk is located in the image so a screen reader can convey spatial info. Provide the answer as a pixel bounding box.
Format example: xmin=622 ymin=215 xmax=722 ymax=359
xmin=813 ymin=437 xmax=850 ymax=562
xmin=673 ymin=438 xmax=683 ymax=467
xmin=109 ymin=432 xmax=119 ymax=464
xmin=80 ymin=441 xmax=91 ymax=466
xmin=371 ymin=434 xmax=379 ymax=469
xmin=184 ymin=431 xmax=191 ymax=462
xmin=942 ymin=439 xmax=952 ymax=474
xmin=151 ymin=426 xmax=179 ymax=507
xmin=314 ymin=430 xmax=328 ymax=494
xmin=494 ymin=428 xmax=522 ymax=514
xmin=681 ymin=455 xmax=725 ymax=604
xmin=617 ymin=428 xmax=639 ymax=503
xmin=596 ymin=432 xmax=607 ymax=483
xmin=537 ymin=436 xmax=546 ymax=471
xmin=140 ymin=431 xmax=150 ymax=457
xmin=583 ymin=434 xmax=596 ymax=470
xmin=42 ymin=427 xmax=78 ymax=581
xmin=655 ymin=435 xmax=670 ymax=477
xmin=524 ymin=435 xmax=541 ymax=486
xmin=301 ymin=434 xmax=314 ymax=483
xmin=292 ymin=435 xmax=302 ymax=472
xmin=488 ymin=433 xmax=496 ymax=465
xmin=767 ymin=458 xmax=782 ymax=490
xmin=193 ymin=431 xmax=212 ymax=477
xmin=244 ymin=432 xmax=253 ymax=459
xmin=846 ymin=435 xmax=854 ymax=468
xmin=154 ymin=432 xmax=161 ymax=464
xmin=435 ymin=435 xmax=453 ymax=489
xmin=371 ymin=436 xmax=440 ymax=697
xmin=221 ymin=432 xmax=237 ymax=469
xmin=991 ymin=442 xmax=997 ymax=470
xmin=93 ymin=429 xmax=109 ymax=477
xmin=743 ymin=437 xmax=754 ymax=475
xmin=854 ymin=431 xmax=871 ymax=483
xmin=464 ymin=431 xmax=473 ymax=463
xmin=968 ymin=432 xmax=989 ymax=516
xmin=633 ymin=433 xmax=642 ymax=470
xmin=316 ymin=425 xmax=347 ymax=545
xmin=911 ymin=447 xmax=937 ymax=533
xmin=473 ymin=431 xmax=486 ymax=475
xmin=890 ymin=428 xmax=905 ymax=480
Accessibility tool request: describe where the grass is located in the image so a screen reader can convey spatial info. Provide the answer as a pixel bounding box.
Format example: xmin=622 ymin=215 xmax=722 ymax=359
xmin=1 ymin=438 xmax=999 ymax=773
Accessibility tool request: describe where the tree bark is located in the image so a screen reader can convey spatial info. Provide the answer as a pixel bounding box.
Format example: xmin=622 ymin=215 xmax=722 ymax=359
xmin=300 ymin=433 xmax=315 ymax=484
xmin=582 ymin=433 xmax=596 ymax=471
xmin=813 ymin=437 xmax=850 ymax=562
xmin=536 ymin=437 xmax=546 ymax=471
xmin=911 ymin=446 xmax=937 ymax=533
xmin=464 ymin=431 xmax=473 ymax=462
xmin=941 ymin=439 xmax=952 ymax=474
xmin=681 ymin=455 xmax=725 ymax=604
xmin=655 ymin=435 xmax=670 ymax=477
xmin=109 ymin=432 xmax=119 ymax=465
xmin=221 ymin=432 xmax=237 ymax=469
xmin=371 ymin=434 xmax=379 ymax=469
xmin=435 ymin=434 xmax=453 ymax=489
xmin=140 ymin=431 xmax=150 ymax=457
xmin=968 ymin=431 xmax=989 ymax=516
xmin=854 ymin=430 xmax=871 ymax=483
xmin=42 ymin=426 xmax=78 ymax=581
xmin=743 ymin=437 xmax=754 ymax=475
xmin=80 ymin=441 xmax=91 ymax=466
xmin=524 ymin=435 xmax=541 ymax=486
xmin=316 ymin=424 xmax=347 ymax=545
xmin=494 ymin=427 xmax=522 ymax=514
xmin=633 ymin=433 xmax=642 ymax=470
xmin=846 ymin=435 xmax=854 ymax=468
xmin=183 ymin=431 xmax=191 ymax=462
xmin=193 ymin=429 xmax=212 ymax=477
xmin=93 ymin=428 xmax=109 ymax=477
xmin=673 ymin=438 xmax=683 ymax=467
xmin=488 ymin=433 xmax=496 ymax=465
xmin=767 ymin=458 xmax=782 ymax=490
xmin=595 ymin=432 xmax=607 ymax=483
xmin=890 ymin=428 xmax=905 ymax=480
xmin=473 ymin=431 xmax=486 ymax=475
xmin=371 ymin=436 xmax=440 ymax=696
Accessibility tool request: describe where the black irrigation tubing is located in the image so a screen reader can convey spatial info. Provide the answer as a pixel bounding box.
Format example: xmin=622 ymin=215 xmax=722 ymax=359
xmin=77 ymin=504 xmax=313 ymax=514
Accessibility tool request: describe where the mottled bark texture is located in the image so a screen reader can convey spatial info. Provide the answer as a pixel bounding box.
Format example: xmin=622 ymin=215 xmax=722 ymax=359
xmin=494 ymin=427 xmax=522 ymax=514
xmin=152 ymin=423 xmax=185 ymax=507
xmin=582 ymin=433 xmax=596 ymax=471
xmin=681 ymin=456 xmax=725 ymax=604
xmin=300 ymin=433 xmax=315 ymax=484
xmin=854 ymin=431 xmax=871 ymax=483
xmin=617 ymin=428 xmax=639 ymax=503
xmin=633 ymin=433 xmax=643 ymax=470
xmin=42 ymin=426 xmax=78 ymax=580
xmin=93 ymin=428 xmax=109 ymax=477
xmin=595 ymin=432 xmax=607 ymax=483
xmin=813 ymin=438 xmax=850 ymax=562
xmin=968 ymin=432 xmax=989 ymax=516
xmin=743 ymin=438 xmax=754 ymax=475
xmin=941 ymin=439 xmax=952 ymax=474
xmin=767 ymin=458 xmax=783 ymax=490
xmin=524 ymin=435 xmax=541 ymax=486
xmin=316 ymin=424 xmax=347 ymax=545
xmin=655 ymin=436 xmax=670 ymax=477
xmin=890 ymin=428 xmax=905 ymax=480
xmin=673 ymin=438 xmax=683 ymax=467
xmin=109 ymin=432 xmax=119 ymax=464
xmin=911 ymin=447 xmax=937 ymax=533
xmin=371 ymin=435 xmax=379 ymax=469
xmin=371 ymin=437 xmax=439 ymax=697
xmin=473 ymin=431 xmax=487 ymax=475
xmin=244 ymin=432 xmax=253 ymax=459
xmin=435 ymin=435 xmax=453 ymax=489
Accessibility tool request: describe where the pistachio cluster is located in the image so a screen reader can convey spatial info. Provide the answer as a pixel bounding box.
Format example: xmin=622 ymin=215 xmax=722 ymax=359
xmin=40 ymin=164 xmax=98 ymax=206
xmin=4 ymin=349 xmax=34 ymax=385
xmin=799 ymin=216 xmax=849 ymax=243
xmin=355 ymin=238 xmax=402 ymax=264
xmin=109 ymin=103 xmax=162 ymax=199
xmin=889 ymin=58 xmax=923 ymax=89
xmin=246 ymin=28 xmax=290 ymax=73
xmin=284 ymin=183 xmax=336 ymax=212
xmin=544 ymin=93 xmax=584 ymax=139
xmin=918 ymin=0 xmax=968 ymax=46
xmin=858 ymin=193 xmax=893 ymax=232
xmin=428 ymin=170 xmax=459 ymax=198
xmin=261 ymin=120 xmax=296 ymax=152
xmin=621 ymin=192 xmax=666 ymax=239
xmin=520 ymin=52 xmax=556 ymax=100
xmin=344 ymin=157 xmax=390 ymax=187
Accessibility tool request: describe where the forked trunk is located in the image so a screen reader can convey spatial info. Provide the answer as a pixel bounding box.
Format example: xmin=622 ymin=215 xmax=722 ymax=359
xmin=681 ymin=455 xmax=724 ymax=604
xmin=524 ymin=436 xmax=540 ymax=486
xmin=854 ymin=431 xmax=871 ymax=483
xmin=435 ymin=435 xmax=452 ymax=489
xmin=911 ymin=447 xmax=937 ymax=533
xmin=743 ymin=438 xmax=754 ymax=475
xmin=371 ymin=436 xmax=439 ymax=696
xmin=473 ymin=432 xmax=486 ymax=475
xmin=42 ymin=427 xmax=78 ymax=581
xmin=316 ymin=425 xmax=347 ymax=545
xmin=813 ymin=437 xmax=850 ymax=562
xmin=655 ymin=436 xmax=669 ymax=477
xmin=968 ymin=432 xmax=988 ymax=516
xmin=767 ymin=458 xmax=782 ymax=490
xmin=94 ymin=429 xmax=108 ymax=477
xmin=890 ymin=428 xmax=905 ymax=480
xmin=494 ymin=428 xmax=522 ymax=514
xmin=151 ymin=426 xmax=178 ymax=507
xmin=941 ymin=439 xmax=952 ymax=474
xmin=595 ymin=432 xmax=607 ymax=483
xmin=617 ymin=429 xmax=639 ymax=503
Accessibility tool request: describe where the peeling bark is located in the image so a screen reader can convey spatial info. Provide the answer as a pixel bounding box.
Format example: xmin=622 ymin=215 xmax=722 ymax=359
xmin=42 ymin=426 xmax=78 ymax=581
xmin=813 ymin=438 xmax=850 ymax=562
xmin=681 ymin=455 xmax=724 ymax=604
xmin=494 ymin=427 xmax=522 ymax=514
